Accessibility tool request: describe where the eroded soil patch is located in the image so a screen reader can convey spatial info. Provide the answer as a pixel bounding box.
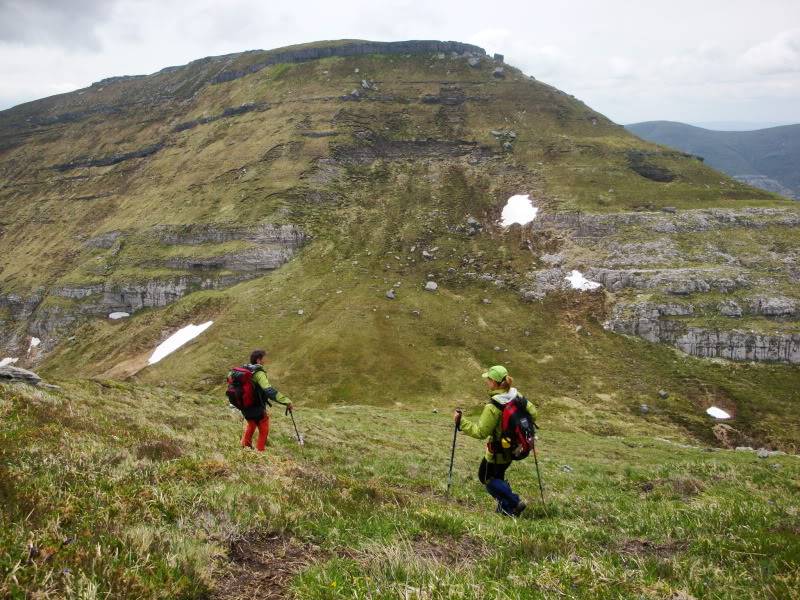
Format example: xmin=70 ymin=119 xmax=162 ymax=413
xmin=411 ymin=534 xmax=490 ymax=567
xmin=619 ymin=538 xmax=687 ymax=558
xmin=212 ymin=531 xmax=323 ymax=600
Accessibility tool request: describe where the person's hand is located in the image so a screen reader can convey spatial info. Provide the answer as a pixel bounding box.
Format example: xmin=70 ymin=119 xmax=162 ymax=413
xmin=453 ymin=409 xmax=462 ymax=425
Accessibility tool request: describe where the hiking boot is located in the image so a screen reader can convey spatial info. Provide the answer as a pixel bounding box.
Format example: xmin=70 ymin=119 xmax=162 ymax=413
xmin=511 ymin=500 xmax=527 ymax=517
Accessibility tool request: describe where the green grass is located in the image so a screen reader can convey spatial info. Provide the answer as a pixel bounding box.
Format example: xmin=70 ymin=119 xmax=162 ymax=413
xmin=1 ymin=379 xmax=798 ymax=598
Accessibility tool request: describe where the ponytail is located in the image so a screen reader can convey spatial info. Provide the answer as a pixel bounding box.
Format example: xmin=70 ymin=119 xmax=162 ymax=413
xmin=499 ymin=375 xmax=514 ymax=391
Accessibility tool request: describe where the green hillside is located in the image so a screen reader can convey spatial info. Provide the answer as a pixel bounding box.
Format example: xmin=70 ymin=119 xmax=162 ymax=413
xmin=626 ymin=121 xmax=800 ymax=199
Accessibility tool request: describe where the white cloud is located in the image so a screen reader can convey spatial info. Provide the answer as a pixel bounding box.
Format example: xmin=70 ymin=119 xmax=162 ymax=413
xmin=741 ymin=29 xmax=800 ymax=74
xmin=0 ymin=0 xmax=798 ymax=124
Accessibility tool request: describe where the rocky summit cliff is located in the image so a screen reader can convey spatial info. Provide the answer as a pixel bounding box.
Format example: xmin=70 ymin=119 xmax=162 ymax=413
xmin=0 ymin=39 xmax=798 ymax=448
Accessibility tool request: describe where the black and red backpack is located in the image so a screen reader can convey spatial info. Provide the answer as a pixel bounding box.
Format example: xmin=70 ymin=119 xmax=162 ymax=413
xmin=226 ymin=365 xmax=268 ymax=418
xmin=490 ymin=395 xmax=536 ymax=461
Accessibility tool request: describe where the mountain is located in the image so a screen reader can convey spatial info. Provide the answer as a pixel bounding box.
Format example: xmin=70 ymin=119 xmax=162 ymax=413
xmin=626 ymin=120 xmax=800 ymax=199
xmin=1 ymin=39 xmax=799 ymax=598
xmin=0 ymin=39 xmax=798 ymax=440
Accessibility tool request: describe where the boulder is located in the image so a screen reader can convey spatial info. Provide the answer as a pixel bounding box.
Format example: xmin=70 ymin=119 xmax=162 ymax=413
xmin=424 ymin=281 xmax=438 ymax=292
xmin=718 ymin=300 xmax=743 ymax=317
xmin=0 ymin=365 xmax=42 ymax=386
xmin=492 ymin=67 xmax=505 ymax=78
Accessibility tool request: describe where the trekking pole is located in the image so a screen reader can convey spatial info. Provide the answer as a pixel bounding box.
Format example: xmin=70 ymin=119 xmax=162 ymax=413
xmin=446 ymin=410 xmax=462 ymax=496
xmin=531 ymin=425 xmax=546 ymax=511
xmin=286 ymin=405 xmax=304 ymax=446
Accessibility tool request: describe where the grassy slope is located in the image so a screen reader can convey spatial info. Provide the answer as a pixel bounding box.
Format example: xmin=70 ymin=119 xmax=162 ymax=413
xmin=1 ymin=380 xmax=798 ymax=599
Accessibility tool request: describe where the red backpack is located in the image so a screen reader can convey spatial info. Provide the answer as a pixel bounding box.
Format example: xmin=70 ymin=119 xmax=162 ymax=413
xmin=490 ymin=396 xmax=535 ymax=461
xmin=226 ymin=366 xmax=257 ymax=412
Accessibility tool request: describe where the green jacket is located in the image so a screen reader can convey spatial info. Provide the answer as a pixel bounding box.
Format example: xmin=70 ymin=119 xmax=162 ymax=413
xmin=458 ymin=388 xmax=537 ymax=464
xmin=250 ymin=365 xmax=291 ymax=414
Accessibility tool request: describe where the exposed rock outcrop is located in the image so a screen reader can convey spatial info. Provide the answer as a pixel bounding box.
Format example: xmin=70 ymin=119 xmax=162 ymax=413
xmin=2 ymin=222 xmax=307 ymax=357
xmin=151 ymin=222 xmax=304 ymax=246
xmin=604 ymin=302 xmax=800 ymax=364
xmin=53 ymin=142 xmax=165 ymax=171
xmin=210 ymin=40 xmax=486 ymax=85
xmin=529 ymin=208 xmax=800 ymax=237
xmin=586 ymin=268 xmax=749 ymax=294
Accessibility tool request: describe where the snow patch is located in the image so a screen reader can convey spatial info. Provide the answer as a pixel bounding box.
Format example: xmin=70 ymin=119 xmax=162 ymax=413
xmin=706 ymin=406 xmax=731 ymax=419
xmin=500 ymin=194 xmax=539 ymax=227
xmin=27 ymin=337 xmax=41 ymax=354
xmin=148 ymin=321 xmax=213 ymax=365
xmin=108 ymin=312 xmax=130 ymax=320
xmin=566 ymin=270 xmax=602 ymax=291
xmin=0 ymin=357 xmax=19 ymax=367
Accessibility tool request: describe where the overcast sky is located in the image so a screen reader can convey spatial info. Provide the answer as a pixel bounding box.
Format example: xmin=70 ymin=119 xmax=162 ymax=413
xmin=1 ymin=0 xmax=799 ymax=126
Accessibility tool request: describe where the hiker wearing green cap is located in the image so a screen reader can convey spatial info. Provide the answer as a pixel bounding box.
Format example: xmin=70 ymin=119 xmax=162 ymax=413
xmin=453 ymin=365 xmax=537 ymax=517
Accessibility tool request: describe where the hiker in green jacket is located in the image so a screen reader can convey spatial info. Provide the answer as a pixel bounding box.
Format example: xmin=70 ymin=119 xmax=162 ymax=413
xmin=241 ymin=349 xmax=292 ymax=451
xmin=454 ymin=365 xmax=537 ymax=516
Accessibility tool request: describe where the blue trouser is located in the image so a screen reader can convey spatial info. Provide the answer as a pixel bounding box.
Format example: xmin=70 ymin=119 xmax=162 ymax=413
xmin=479 ymin=458 xmax=519 ymax=515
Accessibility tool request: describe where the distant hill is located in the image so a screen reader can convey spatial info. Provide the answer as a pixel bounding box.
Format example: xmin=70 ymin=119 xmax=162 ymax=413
xmin=627 ymin=121 xmax=800 ymax=199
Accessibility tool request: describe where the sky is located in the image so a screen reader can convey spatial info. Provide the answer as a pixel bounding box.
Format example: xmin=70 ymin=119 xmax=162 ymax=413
xmin=1 ymin=0 xmax=799 ymax=126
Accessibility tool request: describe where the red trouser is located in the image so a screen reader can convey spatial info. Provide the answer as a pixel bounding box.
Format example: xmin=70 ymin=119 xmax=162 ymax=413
xmin=241 ymin=415 xmax=270 ymax=451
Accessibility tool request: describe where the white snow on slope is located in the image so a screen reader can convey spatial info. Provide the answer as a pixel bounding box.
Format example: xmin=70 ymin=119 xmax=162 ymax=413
xmin=0 ymin=357 xmax=19 ymax=367
xmin=706 ymin=406 xmax=731 ymax=419
xmin=500 ymin=194 xmax=539 ymax=227
xmin=148 ymin=321 xmax=213 ymax=365
xmin=566 ymin=270 xmax=602 ymax=291
xmin=109 ymin=312 xmax=130 ymax=320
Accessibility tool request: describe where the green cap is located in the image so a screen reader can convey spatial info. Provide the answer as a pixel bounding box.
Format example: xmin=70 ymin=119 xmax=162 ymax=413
xmin=482 ymin=365 xmax=508 ymax=383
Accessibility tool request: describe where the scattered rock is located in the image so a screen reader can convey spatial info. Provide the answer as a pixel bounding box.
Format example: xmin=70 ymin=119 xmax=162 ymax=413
xmin=492 ymin=67 xmax=505 ymax=78
xmin=640 ymin=404 xmax=650 ymax=414
xmin=424 ymin=281 xmax=438 ymax=292
xmin=735 ymin=446 xmax=754 ymax=452
xmin=411 ymin=309 xmax=421 ymax=317
xmin=422 ymin=250 xmax=434 ymax=259
xmin=297 ymin=309 xmax=304 ymax=316
xmin=385 ymin=289 xmax=396 ymax=300
xmin=750 ymin=296 xmax=796 ymax=317
xmin=560 ymin=465 xmax=574 ymax=473
xmin=482 ymin=298 xmax=491 ymax=304
xmin=757 ymin=448 xmax=785 ymax=458
xmin=661 ymin=206 xmax=677 ymax=213
xmin=718 ymin=300 xmax=743 ymax=317
xmin=540 ymin=253 xmax=564 ymax=266
xmin=493 ymin=346 xmax=502 ymax=351
xmin=467 ymin=56 xmax=480 ymax=67
xmin=658 ymin=390 xmax=669 ymax=399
